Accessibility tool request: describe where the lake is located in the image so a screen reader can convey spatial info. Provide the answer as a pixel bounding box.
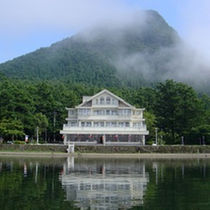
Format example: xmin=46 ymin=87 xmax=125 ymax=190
xmin=0 ymin=156 xmax=210 ymax=210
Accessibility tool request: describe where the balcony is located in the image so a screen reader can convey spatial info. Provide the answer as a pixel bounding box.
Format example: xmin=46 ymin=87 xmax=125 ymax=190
xmin=61 ymin=124 xmax=148 ymax=135
xmin=77 ymin=115 xmax=134 ymax=121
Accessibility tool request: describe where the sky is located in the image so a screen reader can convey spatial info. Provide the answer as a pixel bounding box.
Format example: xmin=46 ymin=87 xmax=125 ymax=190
xmin=0 ymin=0 xmax=210 ymax=63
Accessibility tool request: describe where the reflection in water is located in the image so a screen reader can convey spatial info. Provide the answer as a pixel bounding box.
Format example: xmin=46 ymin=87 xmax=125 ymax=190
xmin=35 ymin=162 xmax=39 ymax=183
xmin=0 ymin=158 xmax=210 ymax=210
xmin=152 ymin=162 xmax=158 ymax=184
xmin=182 ymin=163 xmax=185 ymax=178
xmin=24 ymin=163 xmax=27 ymax=177
xmin=60 ymin=157 xmax=149 ymax=209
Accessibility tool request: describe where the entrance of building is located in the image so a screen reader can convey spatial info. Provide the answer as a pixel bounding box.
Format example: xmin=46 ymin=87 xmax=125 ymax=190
xmin=98 ymin=136 xmax=103 ymax=144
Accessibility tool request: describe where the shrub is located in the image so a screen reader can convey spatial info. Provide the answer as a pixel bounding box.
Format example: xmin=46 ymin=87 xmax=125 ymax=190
xmin=14 ymin=140 xmax=25 ymax=144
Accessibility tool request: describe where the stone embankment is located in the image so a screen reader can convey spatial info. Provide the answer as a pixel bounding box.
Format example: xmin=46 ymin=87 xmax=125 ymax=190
xmin=0 ymin=144 xmax=66 ymax=152
xmin=1 ymin=144 xmax=210 ymax=154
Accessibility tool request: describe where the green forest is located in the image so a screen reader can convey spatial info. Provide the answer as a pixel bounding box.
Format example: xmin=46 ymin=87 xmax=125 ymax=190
xmin=0 ymin=72 xmax=210 ymax=145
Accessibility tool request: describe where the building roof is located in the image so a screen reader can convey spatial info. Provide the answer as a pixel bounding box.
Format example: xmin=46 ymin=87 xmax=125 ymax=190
xmin=76 ymin=89 xmax=134 ymax=108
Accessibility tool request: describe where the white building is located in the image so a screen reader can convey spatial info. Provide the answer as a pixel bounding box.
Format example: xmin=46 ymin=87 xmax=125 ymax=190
xmin=60 ymin=89 xmax=149 ymax=145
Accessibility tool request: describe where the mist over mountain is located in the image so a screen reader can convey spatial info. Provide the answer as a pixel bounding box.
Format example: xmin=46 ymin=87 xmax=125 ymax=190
xmin=0 ymin=10 xmax=209 ymax=91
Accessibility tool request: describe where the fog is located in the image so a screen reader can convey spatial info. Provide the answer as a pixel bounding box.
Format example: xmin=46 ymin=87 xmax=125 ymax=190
xmin=77 ymin=8 xmax=210 ymax=89
xmin=112 ymin=41 xmax=210 ymax=89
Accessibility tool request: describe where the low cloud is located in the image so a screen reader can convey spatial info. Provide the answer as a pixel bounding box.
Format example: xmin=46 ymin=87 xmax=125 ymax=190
xmin=112 ymin=41 xmax=210 ymax=89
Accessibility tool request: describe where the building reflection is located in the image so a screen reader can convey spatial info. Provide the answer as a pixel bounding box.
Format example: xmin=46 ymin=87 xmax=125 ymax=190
xmin=60 ymin=157 xmax=149 ymax=210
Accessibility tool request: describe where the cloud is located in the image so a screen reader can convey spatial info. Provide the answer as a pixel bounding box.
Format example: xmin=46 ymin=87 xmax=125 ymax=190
xmin=112 ymin=41 xmax=210 ymax=90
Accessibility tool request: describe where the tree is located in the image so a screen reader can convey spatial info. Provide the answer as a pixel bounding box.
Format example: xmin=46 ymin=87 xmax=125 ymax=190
xmin=0 ymin=80 xmax=35 ymax=136
xmin=191 ymin=124 xmax=210 ymax=144
xmin=0 ymin=119 xmax=24 ymax=141
xmin=144 ymin=111 xmax=156 ymax=144
xmin=155 ymin=80 xmax=203 ymax=144
xmin=34 ymin=113 xmax=49 ymax=142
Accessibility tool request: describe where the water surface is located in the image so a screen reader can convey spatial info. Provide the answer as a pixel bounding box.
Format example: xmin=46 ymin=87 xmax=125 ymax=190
xmin=0 ymin=157 xmax=210 ymax=210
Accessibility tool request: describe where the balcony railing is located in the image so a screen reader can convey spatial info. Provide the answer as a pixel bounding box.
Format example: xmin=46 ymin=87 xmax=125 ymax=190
xmin=63 ymin=124 xmax=147 ymax=131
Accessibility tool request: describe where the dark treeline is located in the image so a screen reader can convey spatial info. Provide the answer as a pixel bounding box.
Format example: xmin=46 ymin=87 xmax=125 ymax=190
xmin=0 ymin=75 xmax=210 ymax=144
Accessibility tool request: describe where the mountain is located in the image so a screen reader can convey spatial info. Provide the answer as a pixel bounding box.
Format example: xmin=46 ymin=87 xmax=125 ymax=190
xmin=0 ymin=10 xmax=200 ymax=88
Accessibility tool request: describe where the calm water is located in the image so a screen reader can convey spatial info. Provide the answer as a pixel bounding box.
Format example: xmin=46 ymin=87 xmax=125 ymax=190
xmin=0 ymin=157 xmax=210 ymax=210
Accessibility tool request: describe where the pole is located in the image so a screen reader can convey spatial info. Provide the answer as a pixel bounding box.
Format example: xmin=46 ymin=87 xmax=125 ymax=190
xmin=155 ymin=128 xmax=158 ymax=145
xmin=202 ymin=136 xmax=205 ymax=145
xmin=53 ymin=111 xmax=56 ymax=142
xmin=36 ymin=126 xmax=39 ymax=144
xmin=181 ymin=136 xmax=184 ymax=145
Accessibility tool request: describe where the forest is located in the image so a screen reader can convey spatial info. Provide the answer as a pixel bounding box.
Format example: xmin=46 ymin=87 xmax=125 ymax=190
xmin=0 ymin=73 xmax=210 ymax=145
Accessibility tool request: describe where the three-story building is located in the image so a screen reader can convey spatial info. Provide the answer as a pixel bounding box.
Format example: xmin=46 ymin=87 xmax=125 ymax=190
xmin=60 ymin=89 xmax=149 ymax=145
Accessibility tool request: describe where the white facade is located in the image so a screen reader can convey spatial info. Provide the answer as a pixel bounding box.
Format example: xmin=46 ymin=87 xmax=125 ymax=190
xmin=60 ymin=89 xmax=149 ymax=145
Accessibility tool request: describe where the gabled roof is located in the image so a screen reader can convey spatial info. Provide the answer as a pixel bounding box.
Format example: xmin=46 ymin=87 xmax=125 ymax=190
xmin=76 ymin=89 xmax=134 ymax=108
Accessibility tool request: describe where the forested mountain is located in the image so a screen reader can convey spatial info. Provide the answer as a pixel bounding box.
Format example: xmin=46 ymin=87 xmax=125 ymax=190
xmin=1 ymin=10 xmax=210 ymax=144
xmin=0 ymin=10 xmax=181 ymax=87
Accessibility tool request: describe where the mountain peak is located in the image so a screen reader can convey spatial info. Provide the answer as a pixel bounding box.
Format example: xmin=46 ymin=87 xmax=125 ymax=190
xmin=0 ymin=10 xmax=181 ymax=87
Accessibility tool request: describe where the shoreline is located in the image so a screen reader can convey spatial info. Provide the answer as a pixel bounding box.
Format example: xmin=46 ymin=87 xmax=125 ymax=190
xmin=1 ymin=151 xmax=210 ymax=159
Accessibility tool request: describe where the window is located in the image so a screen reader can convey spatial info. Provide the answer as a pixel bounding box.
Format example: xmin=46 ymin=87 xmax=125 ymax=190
xmin=119 ymin=122 xmax=124 ymax=127
xmin=118 ymin=109 xmax=131 ymax=116
xmin=112 ymin=99 xmax=116 ymax=105
xmin=106 ymin=121 xmax=116 ymax=127
xmin=94 ymin=110 xmax=106 ymax=115
xmin=106 ymin=110 xmax=110 ymax=115
xmin=70 ymin=121 xmax=77 ymax=127
xmin=111 ymin=110 xmax=117 ymax=115
xmin=81 ymin=121 xmax=92 ymax=127
xmin=111 ymin=122 xmax=117 ymax=127
xmin=79 ymin=109 xmax=89 ymax=116
xmin=118 ymin=110 xmax=122 ymax=116
xmin=69 ymin=110 xmax=75 ymax=115
xmin=96 ymin=99 xmax=98 ymax=105
xmin=100 ymin=97 xmax=105 ymax=104
xmin=136 ymin=111 xmax=141 ymax=115
xmin=126 ymin=110 xmax=131 ymax=115
xmin=134 ymin=123 xmax=141 ymax=128
xmin=86 ymin=122 xmax=91 ymax=127
xmin=100 ymin=122 xmax=104 ymax=127
xmin=118 ymin=122 xmax=129 ymax=127
xmin=94 ymin=122 xmax=99 ymax=127
xmin=106 ymin=97 xmax=111 ymax=104
xmin=106 ymin=122 xmax=111 ymax=127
